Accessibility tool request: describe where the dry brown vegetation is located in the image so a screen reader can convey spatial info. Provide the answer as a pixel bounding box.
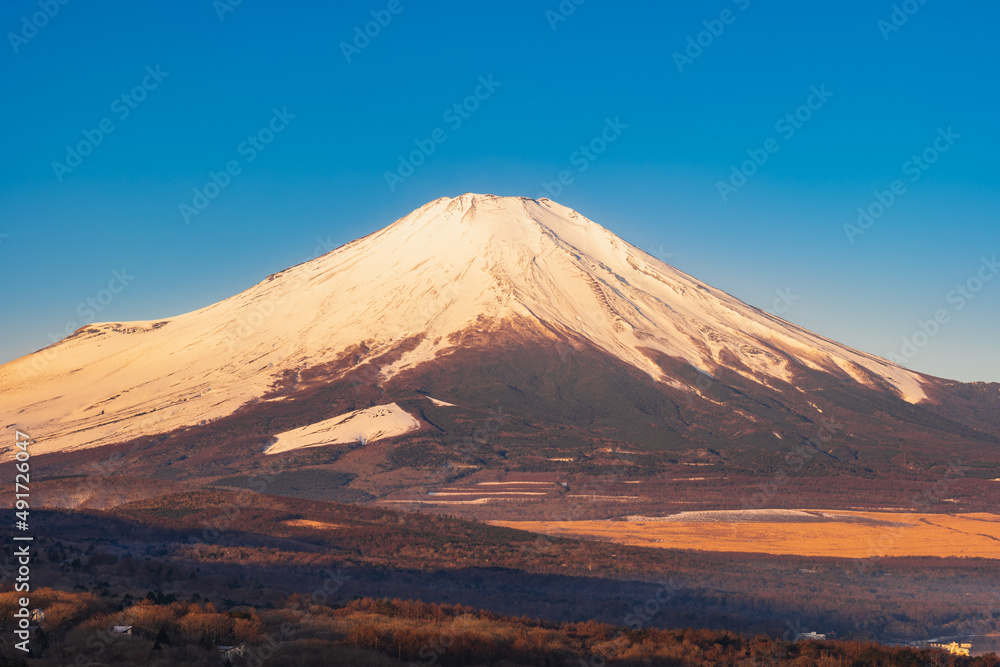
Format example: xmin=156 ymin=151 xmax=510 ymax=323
xmin=3 ymin=591 xmax=998 ymax=666
xmin=493 ymin=511 xmax=1000 ymax=558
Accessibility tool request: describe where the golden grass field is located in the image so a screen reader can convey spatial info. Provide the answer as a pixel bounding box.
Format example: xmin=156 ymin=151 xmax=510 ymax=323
xmin=491 ymin=510 xmax=1000 ymax=559
xmin=283 ymin=518 xmax=345 ymax=530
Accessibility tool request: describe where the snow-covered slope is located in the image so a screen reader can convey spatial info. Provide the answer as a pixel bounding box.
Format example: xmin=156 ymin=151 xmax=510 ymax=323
xmin=0 ymin=193 xmax=929 ymax=458
xmin=265 ymin=403 xmax=421 ymax=455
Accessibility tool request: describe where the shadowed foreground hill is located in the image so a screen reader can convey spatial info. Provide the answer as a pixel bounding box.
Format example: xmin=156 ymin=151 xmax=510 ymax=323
xmin=1 ymin=592 xmax=998 ymax=666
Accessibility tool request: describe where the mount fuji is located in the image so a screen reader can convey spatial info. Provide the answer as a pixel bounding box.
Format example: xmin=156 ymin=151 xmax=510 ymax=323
xmin=3 ymin=194 xmax=998 ymax=503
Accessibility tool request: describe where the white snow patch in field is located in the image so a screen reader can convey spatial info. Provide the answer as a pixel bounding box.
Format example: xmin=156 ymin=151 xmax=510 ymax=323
xmin=429 ymin=491 xmax=547 ymax=496
xmin=477 ymin=481 xmax=553 ymax=485
xmin=264 ymin=403 xmax=419 ymax=455
xmin=627 ymin=509 xmax=819 ymax=523
xmin=381 ymin=498 xmax=494 ymax=505
xmin=426 ymin=396 xmax=456 ymax=407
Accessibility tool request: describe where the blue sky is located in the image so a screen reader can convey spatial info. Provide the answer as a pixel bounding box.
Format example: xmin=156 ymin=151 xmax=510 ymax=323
xmin=2 ymin=0 xmax=998 ymax=381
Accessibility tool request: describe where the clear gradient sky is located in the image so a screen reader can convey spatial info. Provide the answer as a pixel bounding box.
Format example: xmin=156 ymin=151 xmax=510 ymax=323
xmin=2 ymin=1 xmax=998 ymax=382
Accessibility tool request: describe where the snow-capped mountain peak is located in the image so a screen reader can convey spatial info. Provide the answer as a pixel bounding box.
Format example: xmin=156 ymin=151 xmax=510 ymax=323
xmin=1 ymin=194 xmax=927 ymax=457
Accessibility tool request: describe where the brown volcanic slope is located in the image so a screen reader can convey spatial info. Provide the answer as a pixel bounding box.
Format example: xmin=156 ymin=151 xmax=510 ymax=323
xmin=23 ymin=321 xmax=1000 ymax=519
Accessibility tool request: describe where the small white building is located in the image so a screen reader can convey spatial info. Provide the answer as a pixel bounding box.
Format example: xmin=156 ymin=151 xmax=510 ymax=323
xmin=220 ymin=643 xmax=248 ymax=659
xmin=112 ymin=625 xmax=133 ymax=635
xmin=930 ymin=642 xmax=971 ymax=656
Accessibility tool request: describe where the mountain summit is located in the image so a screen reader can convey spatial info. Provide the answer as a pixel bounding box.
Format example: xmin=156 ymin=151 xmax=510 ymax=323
xmin=0 ymin=194 xmax=955 ymax=458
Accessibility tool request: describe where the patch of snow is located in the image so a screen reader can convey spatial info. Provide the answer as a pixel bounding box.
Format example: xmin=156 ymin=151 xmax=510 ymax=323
xmin=381 ymin=498 xmax=494 ymax=505
xmin=477 ymin=481 xmax=552 ymax=485
xmin=426 ymin=396 xmax=456 ymax=407
xmin=628 ymin=509 xmax=819 ymax=523
xmin=264 ymin=403 xmax=420 ymax=455
xmin=428 ymin=491 xmax=547 ymax=496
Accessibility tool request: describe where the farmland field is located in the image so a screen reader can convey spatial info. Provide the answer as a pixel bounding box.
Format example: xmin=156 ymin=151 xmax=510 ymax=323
xmin=492 ymin=509 xmax=1000 ymax=559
